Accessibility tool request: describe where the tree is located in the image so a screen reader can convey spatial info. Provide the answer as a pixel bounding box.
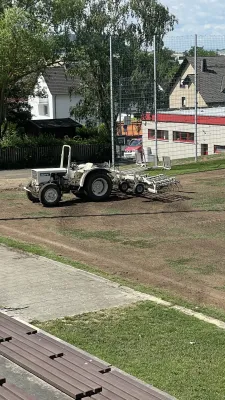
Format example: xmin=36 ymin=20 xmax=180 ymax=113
xmin=0 ymin=5 xmax=63 ymax=135
xmin=2 ymin=76 xmax=38 ymax=136
xmin=184 ymin=46 xmax=218 ymax=57
xmin=59 ymin=0 xmax=177 ymax=135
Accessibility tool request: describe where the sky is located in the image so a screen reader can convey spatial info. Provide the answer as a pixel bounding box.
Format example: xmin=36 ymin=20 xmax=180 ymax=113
xmin=161 ymin=0 xmax=225 ymax=51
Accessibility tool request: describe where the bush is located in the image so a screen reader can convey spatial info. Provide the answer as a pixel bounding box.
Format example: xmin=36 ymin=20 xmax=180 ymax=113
xmin=0 ymin=132 xmax=62 ymax=148
xmin=76 ymin=124 xmax=110 ymax=144
xmin=0 ymin=123 xmax=111 ymax=169
xmin=0 ymin=124 xmax=110 ymax=148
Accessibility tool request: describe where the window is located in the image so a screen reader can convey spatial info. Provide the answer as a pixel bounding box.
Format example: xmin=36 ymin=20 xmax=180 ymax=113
xmin=38 ymin=104 xmax=49 ymax=116
xmin=44 ymin=105 xmax=48 ymax=115
xmin=173 ymin=131 xmax=194 ymax=142
xmin=180 ymin=79 xmax=186 ymax=88
xmin=214 ymin=145 xmax=225 ymax=153
xmin=181 ymin=96 xmax=186 ymax=107
xmin=148 ymin=129 xmax=168 ymax=140
xmin=129 ymin=139 xmax=142 ymax=146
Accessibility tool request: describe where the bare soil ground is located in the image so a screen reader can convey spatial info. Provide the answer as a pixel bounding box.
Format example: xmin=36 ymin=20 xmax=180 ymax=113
xmin=1 ymin=169 xmax=225 ymax=309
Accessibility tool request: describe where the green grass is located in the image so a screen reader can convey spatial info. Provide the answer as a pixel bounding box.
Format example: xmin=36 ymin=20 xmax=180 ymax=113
xmin=61 ymin=228 xmax=120 ymax=242
xmin=21 ymin=210 xmax=53 ymax=217
xmin=195 ymin=177 xmax=225 ymax=187
xmin=213 ymin=285 xmax=225 ymax=291
xmin=167 ymin=257 xmax=217 ymax=276
xmin=1 ymin=235 xmax=225 ymax=323
xmin=146 ymin=157 xmax=225 ymax=176
xmin=35 ymin=302 xmax=225 ymax=400
xmin=167 ymin=257 xmax=196 ymax=274
xmin=0 ymin=191 xmax=25 ymax=199
xmin=192 ymin=195 xmax=225 ymax=211
xmin=60 ymin=228 xmax=154 ymax=249
xmin=103 ymin=208 xmax=123 ymax=215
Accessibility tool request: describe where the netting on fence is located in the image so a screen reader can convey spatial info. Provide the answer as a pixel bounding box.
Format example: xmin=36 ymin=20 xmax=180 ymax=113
xmin=111 ymin=34 xmax=225 ymax=164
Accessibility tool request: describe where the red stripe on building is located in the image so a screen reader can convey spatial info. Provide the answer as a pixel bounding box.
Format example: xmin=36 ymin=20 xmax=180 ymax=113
xmin=143 ymin=113 xmax=225 ymax=125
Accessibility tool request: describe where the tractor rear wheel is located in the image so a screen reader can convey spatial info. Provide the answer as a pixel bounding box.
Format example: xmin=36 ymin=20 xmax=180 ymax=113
xmin=84 ymin=173 xmax=112 ymax=201
xmin=39 ymin=183 xmax=61 ymax=207
xmin=72 ymin=191 xmax=87 ymax=200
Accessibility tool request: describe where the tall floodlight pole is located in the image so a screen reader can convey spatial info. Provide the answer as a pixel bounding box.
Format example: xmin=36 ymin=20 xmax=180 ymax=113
xmin=109 ymin=35 xmax=115 ymax=168
xmin=194 ymin=34 xmax=198 ymax=162
xmin=153 ymin=35 xmax=158 ymax=167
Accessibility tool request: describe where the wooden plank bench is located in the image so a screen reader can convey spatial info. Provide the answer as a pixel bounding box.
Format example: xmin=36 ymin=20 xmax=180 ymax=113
xmin=0 ymin=313 xmax=175 ymax=400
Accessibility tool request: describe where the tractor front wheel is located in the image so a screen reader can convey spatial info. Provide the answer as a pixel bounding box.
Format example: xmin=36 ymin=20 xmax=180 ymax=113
xmin=26 ymin=181 xmax=39 ymax=203
xmin=39 ymin=184 xmax=61 ymax=207
xmin=26 ymin=190 xmax=39 ymax=203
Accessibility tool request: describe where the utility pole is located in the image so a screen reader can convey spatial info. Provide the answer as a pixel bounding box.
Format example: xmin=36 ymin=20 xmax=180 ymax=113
xmin=109 ymin=35 xmax=115 ymax=168
xmin=153 ymin=35 xmax=158 ymax=167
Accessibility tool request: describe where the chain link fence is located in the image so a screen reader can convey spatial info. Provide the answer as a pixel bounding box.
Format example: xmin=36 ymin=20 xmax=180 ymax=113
xmin=110 ymin=34 xmax=225 ymax=165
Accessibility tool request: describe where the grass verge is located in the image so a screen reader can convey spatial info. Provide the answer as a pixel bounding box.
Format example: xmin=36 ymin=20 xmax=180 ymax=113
xmin=35 ymin=302 xmax=225 ymax=400
xmin=146 ymin=157 xmax=225 ymax=176
xmin=1 ymin=235 xmax=225 ymax=324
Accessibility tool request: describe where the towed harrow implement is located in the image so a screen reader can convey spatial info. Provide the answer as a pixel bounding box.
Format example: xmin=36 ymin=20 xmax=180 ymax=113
xmin=112 ymin=167 xmax=181 ymax=195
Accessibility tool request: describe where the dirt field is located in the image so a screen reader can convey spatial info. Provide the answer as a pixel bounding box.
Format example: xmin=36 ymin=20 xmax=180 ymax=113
xmin=1 ymin=169 xmax=225 ymax=310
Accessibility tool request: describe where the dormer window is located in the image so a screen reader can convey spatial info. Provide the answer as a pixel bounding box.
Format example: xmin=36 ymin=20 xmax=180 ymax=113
xmin=180 ymin=79 xmax=186 ymax=88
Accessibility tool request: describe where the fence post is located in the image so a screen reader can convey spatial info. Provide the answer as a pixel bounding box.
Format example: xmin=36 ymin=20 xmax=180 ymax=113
xmin=194 ymin=34 xmax=198 ymax=162
xmin=153 ymin=35 xmax=158 ymax=167
xmin=109 ymin=35 xmax=115 ymax=168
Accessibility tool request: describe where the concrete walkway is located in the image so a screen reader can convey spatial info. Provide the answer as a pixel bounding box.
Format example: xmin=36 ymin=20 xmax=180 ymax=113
xmin=2 ymin=244 xmax=225 ymax=331
xmin=0 ymin=245 xmax=151 ymax=322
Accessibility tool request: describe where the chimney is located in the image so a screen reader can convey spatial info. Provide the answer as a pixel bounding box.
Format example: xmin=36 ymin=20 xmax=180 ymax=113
xmin=201 ymin=58 xmax=207 ymax=72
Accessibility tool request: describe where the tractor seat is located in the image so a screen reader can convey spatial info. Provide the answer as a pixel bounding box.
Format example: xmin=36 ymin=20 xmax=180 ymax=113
xmin=82 ymin=163 xmax=94 ymax=171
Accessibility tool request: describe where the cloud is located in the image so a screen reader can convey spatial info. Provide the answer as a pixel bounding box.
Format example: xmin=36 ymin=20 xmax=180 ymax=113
xmin=161 ymin=0 xmax=225 ymax=51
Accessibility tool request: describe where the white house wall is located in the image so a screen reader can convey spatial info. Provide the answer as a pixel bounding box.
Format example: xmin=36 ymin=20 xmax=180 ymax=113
xmin=53 ymin=94 xmax=83 ymax=119
xmin=28 ymin=75 xmax=83 ymax=121
xmin=142 ymin=120 xmax=225 ymax=160
xmin=28 ymin=76 xmax=54 ymax=120
xmin=169 ymin=63 xmax=207 ymax=109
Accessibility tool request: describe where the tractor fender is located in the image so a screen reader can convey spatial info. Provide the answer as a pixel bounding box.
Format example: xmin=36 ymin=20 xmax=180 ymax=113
xmin=79 ymin=168 xmax=111 ymax=188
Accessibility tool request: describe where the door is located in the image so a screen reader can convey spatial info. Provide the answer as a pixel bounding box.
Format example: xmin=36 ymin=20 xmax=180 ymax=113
xmin=201 ymin=144 xmax=208 ymax=155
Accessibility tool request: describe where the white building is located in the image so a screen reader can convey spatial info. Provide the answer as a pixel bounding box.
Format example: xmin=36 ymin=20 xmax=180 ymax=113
xmin=28 ymin=66 xmax=82 ymax=121
xmin=142 ymin=107 xmax=225 ymax=161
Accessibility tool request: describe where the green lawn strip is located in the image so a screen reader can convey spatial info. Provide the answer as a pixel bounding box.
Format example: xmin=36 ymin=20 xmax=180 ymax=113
xmin=0 ymin=191 xmax=26 ymax=199
xmin=166 ymin=257 xmax=218 ymax=276
xmin=146 ymin=158 xmax=225 ymax=176
xmin=191 ymin=195 xmax=225 ymax=211
xmin=117 ymin=156 xmax=225 ymax=176
xmin=1 ymin=235 xmax=225 ymax=323
xmin=34 ymin=302 xmax=225 ymax=400
xmin=59 ymin=228 xmax=153 ymax=249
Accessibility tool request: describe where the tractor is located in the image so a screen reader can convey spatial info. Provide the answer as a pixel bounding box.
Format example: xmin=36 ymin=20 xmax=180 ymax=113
xmin=24 ymin=145 xmax=180 ymax=207
xmin=24 ymin=145 xmax=113 ymax=207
